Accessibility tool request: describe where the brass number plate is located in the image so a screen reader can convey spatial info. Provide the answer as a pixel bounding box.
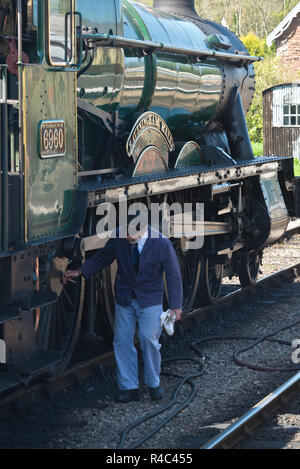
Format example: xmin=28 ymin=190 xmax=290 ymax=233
xmin=39 ymin=120 xmax=66 ymax=158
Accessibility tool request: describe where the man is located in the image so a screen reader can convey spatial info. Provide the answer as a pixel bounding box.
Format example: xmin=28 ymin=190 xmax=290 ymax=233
xmin=63 ymin=216 xmax=183 ymax=403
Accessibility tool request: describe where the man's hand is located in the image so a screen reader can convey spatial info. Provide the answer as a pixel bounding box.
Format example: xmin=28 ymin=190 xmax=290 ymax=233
xmin=62 ymin=269 xmax=82 ymax=285
xmin=171 ymin=309 xmax=182 ymax=321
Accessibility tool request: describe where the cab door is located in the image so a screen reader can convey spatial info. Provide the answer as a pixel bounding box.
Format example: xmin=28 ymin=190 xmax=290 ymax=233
xmin=23 ymin=0 xmax=79 ymax=244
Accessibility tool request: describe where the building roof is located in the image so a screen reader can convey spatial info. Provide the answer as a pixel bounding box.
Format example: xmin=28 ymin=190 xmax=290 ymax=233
xmin=267 ymin=2 xmax=300 ymax=46
xmin=263 ymin=81 xmax=300 ymax=95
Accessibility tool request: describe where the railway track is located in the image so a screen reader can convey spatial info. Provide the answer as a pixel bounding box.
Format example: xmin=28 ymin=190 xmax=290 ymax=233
xmin=0 ymin=231 xmax=299 ymax=426
xmin=202 ymin=371 xmax=300 ymax=449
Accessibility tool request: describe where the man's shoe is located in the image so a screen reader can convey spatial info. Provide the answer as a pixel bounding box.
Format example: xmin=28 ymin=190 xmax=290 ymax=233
xmin=148 ymin=386 xmax=164 ymax=401
xmin=116 ymin=389 xmax=139 ymax=403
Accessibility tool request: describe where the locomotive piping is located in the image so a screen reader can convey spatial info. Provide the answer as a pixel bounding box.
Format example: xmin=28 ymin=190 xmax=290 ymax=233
xmin=77 ymin=47 xmax=95 ymax=78
xmin=221 ymin=86 xmax=254 ymax=161
xmin=84 ymin=33 xmax=262 ymax=63
xmin=17 ymin=0 xmax=25 ymax=244
xmin=1 ymin=67 xmax=8 ymax=251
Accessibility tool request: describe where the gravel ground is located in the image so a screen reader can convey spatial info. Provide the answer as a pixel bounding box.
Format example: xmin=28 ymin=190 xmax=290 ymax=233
xmin=0 ymin=236 xmax=300 ymax=450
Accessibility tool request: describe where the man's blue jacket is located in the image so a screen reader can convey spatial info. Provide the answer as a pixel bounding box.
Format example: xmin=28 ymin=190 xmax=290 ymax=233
xmin=80 ymin=226 xmax=183 ymax=310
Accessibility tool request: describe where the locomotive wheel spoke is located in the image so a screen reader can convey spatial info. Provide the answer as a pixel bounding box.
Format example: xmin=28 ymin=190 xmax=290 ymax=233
xmin=95 ymin=267 xmax=116 ymax=344
xmin=84 ymin=209 xmax=117 ymax=345
xmin=59 ymin=298 xmax=69 ymax=336
xmin=62 ymin=287 xmax=75 ymax=310
xmin=197 ymin=257 xmax=224 ymax=306
xmin=38 ymin=304 xmax=52 ymax=350
xmin=34 ymin=251 xmax=84 ymax=371
xmin=49 ymin=307 xmax=57 ymax=350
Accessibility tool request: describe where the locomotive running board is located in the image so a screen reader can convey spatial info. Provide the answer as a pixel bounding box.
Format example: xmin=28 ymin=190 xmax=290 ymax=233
xmin=79 ymin=156 xmax=292 ymax=208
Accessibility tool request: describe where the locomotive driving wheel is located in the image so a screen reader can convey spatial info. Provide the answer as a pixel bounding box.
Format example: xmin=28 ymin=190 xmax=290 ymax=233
xmin=237 ymin=250 xmax=261 ymax=287
xmin=161 ymin=189 xmax=201 ymax=319
xmin=165 ymin=237 xmax=201 ymax=319
xmin=197 ymin=256 xmax=224 ymax=306
xmin=81 ymin=209 xmax=117 ymax=345
xmin=94 ymin=261 xmax=117 ymax=345
xmin=33 ymin=251 xmax=84 ymax=374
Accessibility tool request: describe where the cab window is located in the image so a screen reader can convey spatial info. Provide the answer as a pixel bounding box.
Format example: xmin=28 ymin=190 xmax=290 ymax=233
xmin=31 ymin=0 xmax=38 ymax=28
xmin=48 ymin=0 xmax=74 ymax=65
xmin=76 ymin=0 xmax=117 ymax=34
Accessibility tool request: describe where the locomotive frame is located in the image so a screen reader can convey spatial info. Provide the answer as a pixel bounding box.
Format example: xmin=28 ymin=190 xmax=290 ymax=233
xmin=0 ymin=0 xmax=298 ymax=392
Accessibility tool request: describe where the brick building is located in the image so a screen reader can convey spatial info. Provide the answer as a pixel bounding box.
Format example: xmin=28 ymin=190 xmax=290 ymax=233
xmin=267 ymin=2 xmax=300 ymax=72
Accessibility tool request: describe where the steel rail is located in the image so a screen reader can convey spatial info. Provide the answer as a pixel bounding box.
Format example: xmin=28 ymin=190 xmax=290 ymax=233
xmin=202 ymin=371 xmax=300 ymax=449
xmin=286 ymin=218 xmax=300 ymax=233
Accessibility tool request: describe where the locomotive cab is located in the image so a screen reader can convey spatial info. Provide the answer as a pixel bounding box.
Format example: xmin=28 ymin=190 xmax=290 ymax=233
xmin=0 ymin=0 xmax=86 ymax=375
xmin=0 ymin=0 xmax=84 ymax=255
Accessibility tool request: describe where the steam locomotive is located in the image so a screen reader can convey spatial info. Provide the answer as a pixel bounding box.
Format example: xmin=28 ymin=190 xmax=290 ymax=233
xmin=0 ymin=0 xmax=297 ymax=391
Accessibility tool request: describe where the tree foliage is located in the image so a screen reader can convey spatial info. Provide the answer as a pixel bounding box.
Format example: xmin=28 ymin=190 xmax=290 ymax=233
xmin=197 ymin=0 xmax=299 ymax=37
xmin=138 ymin=0 xmax=300 ymax=38
xmin=239 ymin=32 xmax=270 ymax=57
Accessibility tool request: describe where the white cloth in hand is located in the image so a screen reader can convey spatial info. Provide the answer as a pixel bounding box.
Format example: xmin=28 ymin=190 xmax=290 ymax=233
xmin=160 ymin=309 xmax=176 ymax=336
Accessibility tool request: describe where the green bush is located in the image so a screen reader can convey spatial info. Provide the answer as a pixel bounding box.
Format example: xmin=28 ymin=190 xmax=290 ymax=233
xmin=294 ymin=159 xmax=300 ymax=177
xmin=240 ymin=33 xmax=270 ymax=57
xmin=252 ymin=141 xmax=263 ymax=156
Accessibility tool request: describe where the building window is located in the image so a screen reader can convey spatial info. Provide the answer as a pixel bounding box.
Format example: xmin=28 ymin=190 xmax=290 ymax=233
xmin=283 ymin=104 xmax=300 ymax=126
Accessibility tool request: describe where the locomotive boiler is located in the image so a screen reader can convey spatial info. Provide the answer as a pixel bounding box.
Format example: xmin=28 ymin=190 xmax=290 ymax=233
xmin=0 ymin=0 xmax=297 ymax=390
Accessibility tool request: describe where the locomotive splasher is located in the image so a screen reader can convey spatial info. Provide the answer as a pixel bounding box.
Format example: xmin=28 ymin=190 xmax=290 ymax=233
xmin=0 ymin=0 xmax=297 ymax=388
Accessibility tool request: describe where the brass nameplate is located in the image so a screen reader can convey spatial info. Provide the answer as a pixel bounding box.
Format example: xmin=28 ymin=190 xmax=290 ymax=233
xmin=39 ymin=120 xmax=66 ymax=158
xmin=126 ymin=112 xmax=174 ymax=157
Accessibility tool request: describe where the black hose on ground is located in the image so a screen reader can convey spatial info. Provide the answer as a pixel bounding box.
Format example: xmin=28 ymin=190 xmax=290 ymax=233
xmin=118 ymin=356 xmax=205 ymax=450
xmin=191 ymin=318 xmax=300 ymax=372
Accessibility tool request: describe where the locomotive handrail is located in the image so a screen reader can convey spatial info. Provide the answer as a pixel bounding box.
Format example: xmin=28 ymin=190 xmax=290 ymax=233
xmin=0 ymin=65 xmax=8 ymax=251
xmin=81 ymin=32 xmax=263 ymax=64
xmin=45 ymin=9 xmax=83 ymax=72
xmin=0 ymin=65 xmax=7 ymax=103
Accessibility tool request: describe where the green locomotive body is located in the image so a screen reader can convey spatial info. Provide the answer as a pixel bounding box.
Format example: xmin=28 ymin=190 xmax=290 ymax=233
xmin=0 ymin=0 xmax=297 ymax=389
